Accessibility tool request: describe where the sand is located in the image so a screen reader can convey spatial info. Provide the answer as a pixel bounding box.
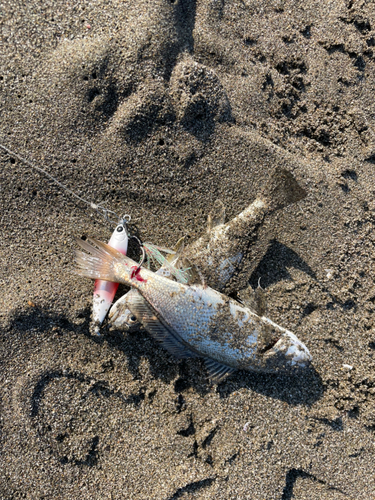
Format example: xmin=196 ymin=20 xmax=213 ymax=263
xmin=1 ymin=1 xmax=375 ymax=498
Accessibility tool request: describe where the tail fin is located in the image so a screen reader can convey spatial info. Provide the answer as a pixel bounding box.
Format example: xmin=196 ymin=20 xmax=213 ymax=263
xmin=75 ymin=238 xmax=137 ymax=284
xmin=260 ymin=168 xmax=307 ymax=211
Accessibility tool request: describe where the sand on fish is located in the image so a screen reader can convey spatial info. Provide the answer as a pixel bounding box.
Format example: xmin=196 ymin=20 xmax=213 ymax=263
xmin=1 ymin=1 xmax=375 ymax=498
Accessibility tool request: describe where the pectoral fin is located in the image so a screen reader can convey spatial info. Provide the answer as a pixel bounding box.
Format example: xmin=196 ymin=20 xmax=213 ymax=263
xmin=238 ymin=285 xmax=267 ymax=316
xmin=207 ymin=199 xmax=226 ymax=232
xmin=126 ymin=289 xmax=197 ymax=359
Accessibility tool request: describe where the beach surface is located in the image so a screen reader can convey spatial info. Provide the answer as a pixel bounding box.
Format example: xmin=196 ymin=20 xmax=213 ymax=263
xmin=1 ymin=1 xmax=375 ymax=498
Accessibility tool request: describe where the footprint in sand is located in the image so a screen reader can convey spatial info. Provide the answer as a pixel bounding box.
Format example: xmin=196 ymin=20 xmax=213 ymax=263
xmin=28 ymin=371 xmax=147 ymax=466
xmin=11 ymin=365 xmax=215 ymax=460
xmin=7 ymin=365 xmax=222 ymax=497
xmin=38 ymin=0 xmax=233 ymax=142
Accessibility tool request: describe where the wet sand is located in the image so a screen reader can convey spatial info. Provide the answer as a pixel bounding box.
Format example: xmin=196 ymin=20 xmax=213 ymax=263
xmin=1 ymin=1 xmax=375 ymax=498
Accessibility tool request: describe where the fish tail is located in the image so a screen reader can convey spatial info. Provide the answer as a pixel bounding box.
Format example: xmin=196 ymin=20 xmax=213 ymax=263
xmin=261 ymin=167 xmax=307 ymax=211
xmin=75 ymin=237 xmax=137 ymax=285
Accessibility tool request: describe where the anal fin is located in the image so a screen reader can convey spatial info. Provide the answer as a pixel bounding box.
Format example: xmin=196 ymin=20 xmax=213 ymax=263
xmin=204 ymin=358 xmax=235 ymax=383
xmin=126 ymin=289 xmax=197 ymax=359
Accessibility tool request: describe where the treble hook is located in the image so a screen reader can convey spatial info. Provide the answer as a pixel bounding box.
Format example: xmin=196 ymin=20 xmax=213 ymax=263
xmin=130 ymin=235 xmax=146 ymax=272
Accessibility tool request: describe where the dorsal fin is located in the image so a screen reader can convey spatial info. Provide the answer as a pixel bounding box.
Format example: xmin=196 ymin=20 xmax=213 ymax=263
xmin=126 ymin=289 xmax=197 ymax=359
xmin=238 ymin=285 xmax=267 ymax=317
xmin=204 ymin=359 xmax=235 ymax=383
xmin=207 ymin=199 xmax=226 ymax=232
xmin=166 ymin=236 xmax=186 ymax=263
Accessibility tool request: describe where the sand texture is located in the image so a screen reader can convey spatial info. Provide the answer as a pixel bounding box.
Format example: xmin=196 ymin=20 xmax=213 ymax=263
xmin=1 ymin=1 xmax=375 ymax=498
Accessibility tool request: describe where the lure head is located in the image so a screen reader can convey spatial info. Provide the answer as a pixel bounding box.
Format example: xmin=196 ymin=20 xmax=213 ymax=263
xmin=108 ymin=220 xmax=129 ymax=249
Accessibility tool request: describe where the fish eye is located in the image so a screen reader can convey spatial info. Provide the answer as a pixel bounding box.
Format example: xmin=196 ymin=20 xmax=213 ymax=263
xmin=116 ymin=225 xmax=124 ymax=232
xmin=129 ymin=315 xmax=137 ymax=323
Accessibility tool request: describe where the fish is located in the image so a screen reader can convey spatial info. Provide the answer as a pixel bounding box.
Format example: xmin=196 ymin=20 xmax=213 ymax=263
xmin=75 ymin=238 xmax=312 ymax=382
xmin=179 ymin=167 xmax=306 ymax=292
xmin=91 ymin=220 xmax=129 ymax=334
xmin=108 ymin=167 xmax=306 ymax=331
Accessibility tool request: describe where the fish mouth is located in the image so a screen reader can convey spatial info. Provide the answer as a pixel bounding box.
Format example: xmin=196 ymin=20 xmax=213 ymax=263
xmin=261 ymin=331 xmax=312 ymax=371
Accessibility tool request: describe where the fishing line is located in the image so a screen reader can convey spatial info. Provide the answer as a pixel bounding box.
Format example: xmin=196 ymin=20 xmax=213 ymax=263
xmin=0 ymin=142 xmax=131 ymax=226
xmin=0 ymin=142 xmax=175 ymax=270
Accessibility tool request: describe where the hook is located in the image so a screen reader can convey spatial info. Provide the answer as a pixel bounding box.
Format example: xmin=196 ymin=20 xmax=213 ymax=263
xmin=130 ymin=235 xmax=146 ymax=272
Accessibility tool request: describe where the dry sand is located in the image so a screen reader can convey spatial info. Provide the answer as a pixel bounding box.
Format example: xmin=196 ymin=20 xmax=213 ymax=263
xmin=1 ymin=1 xmax=375 ymax=498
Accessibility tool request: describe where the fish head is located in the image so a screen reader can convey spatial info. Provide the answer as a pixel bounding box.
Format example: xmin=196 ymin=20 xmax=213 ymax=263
xmin=252 ymin=318 xmax=312 ymax=372
xmin=259 ymin=330 xmax=312 ymax=372
xmin=109 ymin=306 xmax=140 ymax=332
xmin=108 ymin=291 xmax=141 ymax=332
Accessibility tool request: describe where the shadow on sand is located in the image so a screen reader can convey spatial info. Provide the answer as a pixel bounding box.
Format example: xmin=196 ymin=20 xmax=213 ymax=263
xmin=8 ymin=299 xmax=324 ymax=409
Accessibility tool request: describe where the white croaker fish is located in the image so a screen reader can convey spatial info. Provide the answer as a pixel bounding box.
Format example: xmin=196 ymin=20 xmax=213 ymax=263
xmin=91 ymin=219 xmax=129 ymax=335
xmin=109 ymin=167 xmax=306 ymax=331
xmin=75 ymin=238 xmax=312 ymax=382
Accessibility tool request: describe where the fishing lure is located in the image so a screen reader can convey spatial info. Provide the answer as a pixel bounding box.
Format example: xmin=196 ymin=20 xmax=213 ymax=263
xmin=91 ymin=217 xmax=130 ymax=334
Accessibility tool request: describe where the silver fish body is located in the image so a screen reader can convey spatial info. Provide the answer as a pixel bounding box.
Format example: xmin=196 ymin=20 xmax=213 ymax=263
xmin=115 ymin=286 xmax=311 ymax=373
xmin=75 ymin=238 xmax=312 ymax=381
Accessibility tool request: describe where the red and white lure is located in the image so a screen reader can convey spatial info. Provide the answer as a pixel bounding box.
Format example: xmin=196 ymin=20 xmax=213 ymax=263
xmin=91 ymin=218 xmax=129 ymax=334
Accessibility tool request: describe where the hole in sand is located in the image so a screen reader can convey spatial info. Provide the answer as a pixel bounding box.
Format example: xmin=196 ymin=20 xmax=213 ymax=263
xmin=87 ymin=87 xmax=100 ymax=102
